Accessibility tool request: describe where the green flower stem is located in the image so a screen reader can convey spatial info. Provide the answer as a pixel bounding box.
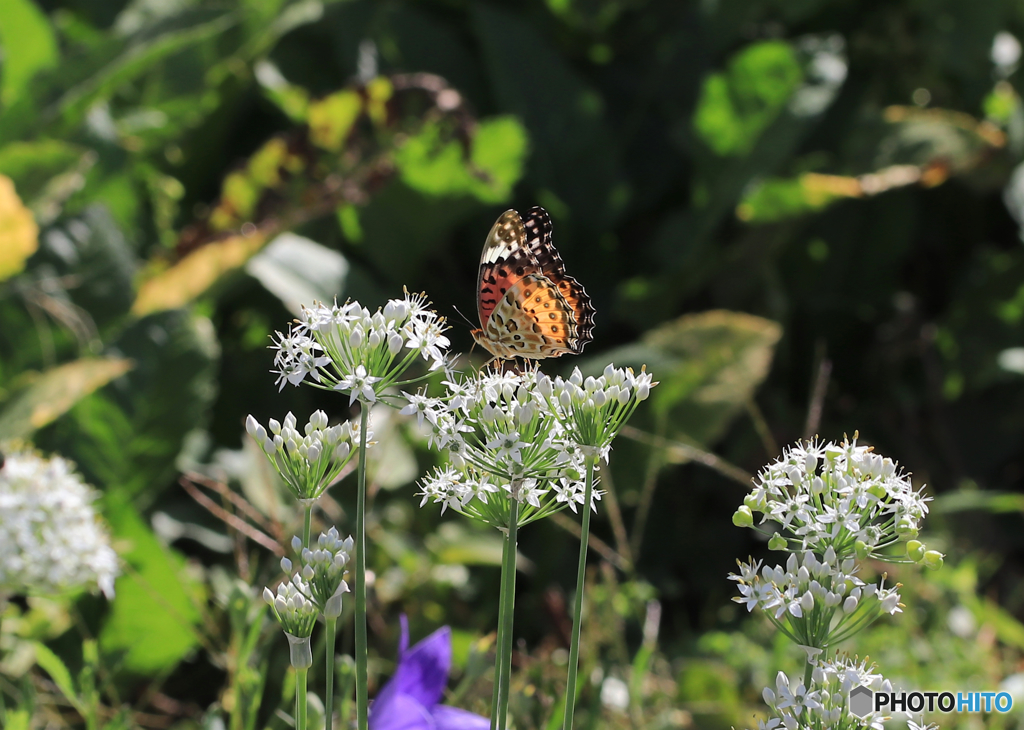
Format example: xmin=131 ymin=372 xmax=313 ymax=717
xmin=489 ymin=536 xmax=509 ymax=730
xmin=562 ymin=456 xmax=596 ymax=730
xmin=496 ymin=489 xmax=520 ymax=730
xmin=296 ymin=667 xmax=308 ymax=730
xmin=325 ymin=617 xmax=337 ymax=730
xmin=355 ymin=404 xmax=370 ymax=730
xmin=303 ymin=504 xmax=312 ymax=549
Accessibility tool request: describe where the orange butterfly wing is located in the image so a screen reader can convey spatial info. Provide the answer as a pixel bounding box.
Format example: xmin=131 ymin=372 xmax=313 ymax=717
xmin=473 ymin=207 xmax=595 ymax=360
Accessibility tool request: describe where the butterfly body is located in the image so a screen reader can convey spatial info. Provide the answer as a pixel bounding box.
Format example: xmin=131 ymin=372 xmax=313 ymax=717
xmin=471 ymin=207 xmax=595 ymax=360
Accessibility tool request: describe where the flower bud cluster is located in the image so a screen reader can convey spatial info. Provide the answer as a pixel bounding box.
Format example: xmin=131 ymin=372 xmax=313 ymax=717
xmin=282 ymin=528 xmax=353 ymax=618
xmin=755 ymin=657 xmax=893 ymax=730
xmin=271 ymin=290 xmax=451 ymax=403
xmin=539 ymin=364 xmax=656 ymax=455
xmin=737 ymin=436 xmax=939 ymax=565
xmin=410 ymin=367 xmax=598 ymax=528
xmin=263 ymin=577 xmax=318 ymax=639
xmin=730 ymin=549 xmax=902 ymax=648
xmin=246 ymin=411 xmax=363 ymax=502
xmin=0 ymin=450 xmax=119 ymax=599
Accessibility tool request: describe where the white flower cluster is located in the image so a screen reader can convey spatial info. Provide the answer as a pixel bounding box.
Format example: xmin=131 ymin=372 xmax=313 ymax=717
xmin=246 ymin=411 xmax=364 ymax=502
xmin=736 ymin=436 xmax=940 ymax=565
xmin=756 ymin=657 xmax=893 ymax=730
xmin=282 ymin=528 xmax=353 ymax=618
xmin=730 ymin=549 xmax=901 ymax=647
xmin=541 ymin=364 xmax=655 ymax=456
xmin=411 ymin=368 xmax=597 ymax=528
xmin=0 ymin=451 xmax=119 ymax=599
xmin=263 ymin=576 xmax=318 ymax=638
xmin=271 ymin=290 xmax=451 ymax=402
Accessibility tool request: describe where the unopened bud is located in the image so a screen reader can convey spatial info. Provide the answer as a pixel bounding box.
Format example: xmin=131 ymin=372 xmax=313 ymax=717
xmin=732 ymin=506 xmax=754 ymax=527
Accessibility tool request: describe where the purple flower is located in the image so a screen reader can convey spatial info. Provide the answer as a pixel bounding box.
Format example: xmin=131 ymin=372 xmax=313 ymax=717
xmin=369 ymin=615 xmax=489 ymax=730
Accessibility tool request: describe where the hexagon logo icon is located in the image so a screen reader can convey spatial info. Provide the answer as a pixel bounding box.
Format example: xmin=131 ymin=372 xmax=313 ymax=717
xmin=849 ymin=685 xmax=874 ymax=718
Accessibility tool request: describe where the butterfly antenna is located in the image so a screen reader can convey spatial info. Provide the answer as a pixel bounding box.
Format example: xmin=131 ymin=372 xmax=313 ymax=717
xmin=452 ymin=305 xmax=475 ymax=328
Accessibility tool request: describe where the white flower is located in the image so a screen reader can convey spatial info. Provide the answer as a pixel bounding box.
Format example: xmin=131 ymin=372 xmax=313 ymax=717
xmin=0 ymin=451 xmax=119 ymax=599
xmin=336 ymin=364 xmax=381 ymax=405
xmin=399 ymin=391 xmax=443 ymax=428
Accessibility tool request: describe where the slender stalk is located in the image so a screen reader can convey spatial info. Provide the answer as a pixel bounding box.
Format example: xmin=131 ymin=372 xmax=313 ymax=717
xmin=325 ymin=618 xmax=337 ymax=730
xmin=562 ymin=457 xmax=595 ymax=730
xmin=302 ymin=504 xmax=312 ymax=549
xmin=355 ymin=404 xmax=370 ymax=730
xmin=296 ymin=668 xmax=308 ymax=730
xmin=490 ymin=536 xmax=509 ymax=730
xmin=496 ymin=489 xmax=520 ymax=730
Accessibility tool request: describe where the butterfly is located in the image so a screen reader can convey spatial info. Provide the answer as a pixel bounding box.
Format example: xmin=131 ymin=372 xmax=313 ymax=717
xmin=470 ymin=206 xmax=595 ymax=360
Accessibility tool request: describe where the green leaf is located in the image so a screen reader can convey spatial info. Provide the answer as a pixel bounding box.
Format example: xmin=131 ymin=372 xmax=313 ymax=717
xmin=0 ymin=140 xmax=87 ymax=204
xmin=42 ymin=311 xmax=218 ymax=500
xmin=34 ymin=206 xmax=138 ymax=330
xmin=693 ymin=41 xmax=803 ymax=157
xmin=393 ymin=115 xmax=526 ymax=203
xmin=2 ymin=710 xmax=30 ymax=730
xmin=32 ymin=642 xmax=81 ymax=712
xmin=467 ymin=116 xmax=529 ymax=203
xmin=735 ymin=173 xmax=856 ymax=223
xmin=594 ymin=310 xmax=782 ymax=446
xmin=51 ymin=12 xmax=238 ymax=129
xmin=0 ymin=358 xmax=133 ymax=440
xmin=0 ymin=0 xmax=59 ymax=106
xmin=473 ymin=4 xmax=620 ymax=226
xmin=99 ymin=494 xmax=203 ymax=676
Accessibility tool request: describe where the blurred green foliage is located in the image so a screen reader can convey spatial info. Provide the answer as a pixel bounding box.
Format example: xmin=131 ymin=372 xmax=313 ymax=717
xmin=2 ymin=0 xmax=1024 ymax=728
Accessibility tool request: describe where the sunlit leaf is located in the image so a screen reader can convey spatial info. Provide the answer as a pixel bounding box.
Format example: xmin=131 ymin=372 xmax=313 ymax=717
xmin=0 ymin=358 xmax=133 ymax=440
xmin=132 ymin=231 xmax=269 ymax=315
xmin=0 ymin=175 xmax=38 ymax=281
xmin=693 ymin=41 xmax=803 ymax=157
xmin=736 ymin=173 xmax=858 ymax=222
xmin=396 ymin=116 xmax=527 ymax=203
xmin=0 ymin=0 xmax=58 ymax=106
xmin=308 ymin=90 xmax=364 ymax=151
xmin=99 ymin=494 xmax=202 ymax=676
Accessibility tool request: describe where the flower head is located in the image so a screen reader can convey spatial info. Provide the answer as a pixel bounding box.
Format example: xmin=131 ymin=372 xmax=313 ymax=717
xmin=282 ymin=527 xmax=353 ymax=618
xmin=369 ymin=615 xmax=488 ymax=730
xmin=752 ymin=657 xmax=892 ymax=730
xmin=413 ymin=367 xmax=598 ymax=529
xmin=246 ymin=411 xmax=361 ymax=502
xmin=0 ymin=450 xmax=119 ymax=599
xmin=541 ymin=364 xmax=657 ymax=453
xmin=271 ymin=290 xmax=450 ymax=404
xmin=742 ymin=435 xmax=933 ymax=562
xmin=262 ymin=576 xmax=318 ymax=639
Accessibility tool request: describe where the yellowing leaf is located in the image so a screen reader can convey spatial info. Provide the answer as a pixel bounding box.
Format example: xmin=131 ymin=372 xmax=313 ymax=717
xmin=0 ymin=174 xmax=39 ymax=280
xmin=132 ymin=231 xmax=269 ymax=315
xmin=308 ymin=90 xmax=363 ymax=151
xmin=0 ymin=358 xmax=133 ymax=439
